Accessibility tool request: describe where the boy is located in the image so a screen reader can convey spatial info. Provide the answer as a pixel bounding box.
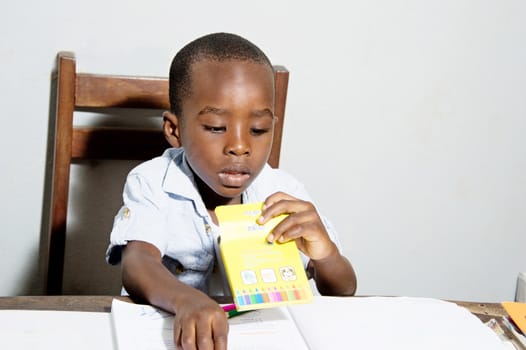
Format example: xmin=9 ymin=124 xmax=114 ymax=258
xmin=106 ymin=32 xmax=356 ymax=350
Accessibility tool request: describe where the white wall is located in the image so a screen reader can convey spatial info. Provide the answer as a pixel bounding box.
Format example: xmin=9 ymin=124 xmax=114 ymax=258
xmin=1 ymin=0 xmax=525 ymax=301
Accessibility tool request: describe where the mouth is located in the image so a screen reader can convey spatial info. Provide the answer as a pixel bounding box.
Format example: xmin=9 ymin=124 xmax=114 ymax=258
xmin=218 ymin=165 xmax=251 ymax=188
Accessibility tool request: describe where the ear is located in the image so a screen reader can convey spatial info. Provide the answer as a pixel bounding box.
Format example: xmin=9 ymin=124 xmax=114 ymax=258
xmin=162 ymin=111 xmax=181 ymax=148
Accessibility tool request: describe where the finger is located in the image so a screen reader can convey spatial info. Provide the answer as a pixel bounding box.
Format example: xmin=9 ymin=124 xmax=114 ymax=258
xmin=194 ymin=308 xmax=228 ymax=350
xmin=179 ymin=321 xmax=197 ymax=350
xmin=174 ymin=321 xmax=182 ymax=349
xmin=195 ymin=320 xmax=214 ymax=350
xmin=271 ymin=212 xmax=316 ymax=243
xmin=267 ymin=200 xmax=323 ymax=242
xmin=262 ymin=203 xmax=310 ymax=243
xmin=259 ymin=197 xmax=311 ymax=226
xmin=212 ymin=317 xmax=229 ymax=350
xmin=214 ymin=336 xmax=228 ymax=350
xmin=262 ymin=191 xmax=295 ymax=209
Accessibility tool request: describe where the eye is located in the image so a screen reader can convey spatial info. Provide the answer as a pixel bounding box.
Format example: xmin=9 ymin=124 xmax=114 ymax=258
xmin=250 ymin=127 xmax=271 ymax=136
xmin=203 ymin=125 xmax=226 ymax=133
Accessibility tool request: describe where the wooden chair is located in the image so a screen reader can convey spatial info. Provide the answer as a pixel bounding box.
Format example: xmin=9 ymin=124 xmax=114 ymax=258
xmin=44 ymin=51 xmax=289 ymax=294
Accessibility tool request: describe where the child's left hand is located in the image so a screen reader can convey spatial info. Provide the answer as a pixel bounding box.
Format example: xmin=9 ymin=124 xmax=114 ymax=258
xmin=258 ymin=192 xmax=357 ymax=296
xmin=257 ymin=191 xmax=338 ymax=261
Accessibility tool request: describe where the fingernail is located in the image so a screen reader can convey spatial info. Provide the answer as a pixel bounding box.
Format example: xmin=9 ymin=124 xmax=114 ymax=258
xmin=257 ymin=216 xmax=264 ymax=224
xmin=267 ymin=234 xmax=274 ymax=243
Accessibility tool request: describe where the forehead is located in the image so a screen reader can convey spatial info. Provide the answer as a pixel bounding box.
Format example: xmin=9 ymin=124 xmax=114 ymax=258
xmin=185 ymin=59 xmax=274 ymax=106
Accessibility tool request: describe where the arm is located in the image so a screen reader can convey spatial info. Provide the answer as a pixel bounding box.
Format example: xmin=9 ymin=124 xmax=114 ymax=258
xmin=258 ymin=192 xmax=357 ymax=296
xmin=122 ymin=241 xmax=228 ymax=350
xmin=307 ymin=248 xmax=357 ymax=296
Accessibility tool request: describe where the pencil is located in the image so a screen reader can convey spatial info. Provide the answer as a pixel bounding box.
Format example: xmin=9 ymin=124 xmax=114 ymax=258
xmin=226 ymin=309 xmax=250 ymax=319
xmin=221 ymin=304 xmax=236 ymax=312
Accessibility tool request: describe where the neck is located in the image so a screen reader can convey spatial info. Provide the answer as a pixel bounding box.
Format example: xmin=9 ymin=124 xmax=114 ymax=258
xmin=194 ymin=174 xmax=242 ymax=211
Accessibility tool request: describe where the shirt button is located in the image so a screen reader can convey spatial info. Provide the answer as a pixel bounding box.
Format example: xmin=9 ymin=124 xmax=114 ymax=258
xmin=205 ymin=224 xmax=211 ymax=234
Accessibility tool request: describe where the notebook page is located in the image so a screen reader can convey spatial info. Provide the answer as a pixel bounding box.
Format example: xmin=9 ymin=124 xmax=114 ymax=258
xmin=288 ymin=296 xmax=509 ymax=350
xmin=111 ymin=298 xmax=309 ymax=350
xmin=0 ymin=309 xmax=113 ymax=350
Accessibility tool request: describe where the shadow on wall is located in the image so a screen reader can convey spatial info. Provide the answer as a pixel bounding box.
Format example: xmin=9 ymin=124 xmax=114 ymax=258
xmin=42 ymin=116 xmax=162 ymax=295
xmin=62 ymin=160 xmax=141 ymax=295
xmin=33 ymin=82 xmax=165 ymax=295
xmin=30 ymin=54 xmax=171 ymax=296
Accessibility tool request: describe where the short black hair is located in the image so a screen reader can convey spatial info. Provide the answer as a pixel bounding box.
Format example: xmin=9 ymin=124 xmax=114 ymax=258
xmin=169 ymin=32 xmax=273 ymax=116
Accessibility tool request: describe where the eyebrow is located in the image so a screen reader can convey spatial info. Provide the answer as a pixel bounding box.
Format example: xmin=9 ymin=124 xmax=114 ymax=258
xmin=253 ymin=108 xmax=274 ymax=118
xmin=198 ymin=106 xmax=274 ymax=118
xmin=198 ymin=106 xmax=227 ymax=116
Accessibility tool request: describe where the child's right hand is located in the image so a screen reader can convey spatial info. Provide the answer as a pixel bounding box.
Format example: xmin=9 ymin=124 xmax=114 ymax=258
xmin=121 ymin=241 xmax=229 ymax=350
xmin=173 ymin=293 xmax=229 ymax=350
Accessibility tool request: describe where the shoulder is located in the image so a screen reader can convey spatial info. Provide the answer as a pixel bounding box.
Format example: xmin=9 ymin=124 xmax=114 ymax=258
xmin=247 ymin=165 xmax=312 ymax=202
xmin=256 ymin=165 xmax=302 ymax=186
xmin=123 ymin=148 xmax=184 ymax=199
xmin=128 ymin=148 xmax=182 ymax=180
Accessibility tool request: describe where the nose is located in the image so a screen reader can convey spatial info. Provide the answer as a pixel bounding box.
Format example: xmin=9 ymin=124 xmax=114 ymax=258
xmin=225 ymin=127 xmax=250 ymax=157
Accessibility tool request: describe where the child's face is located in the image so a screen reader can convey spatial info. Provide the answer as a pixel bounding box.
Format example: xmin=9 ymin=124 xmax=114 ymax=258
xmin=177 ymin=59 xmax=275 ymax=203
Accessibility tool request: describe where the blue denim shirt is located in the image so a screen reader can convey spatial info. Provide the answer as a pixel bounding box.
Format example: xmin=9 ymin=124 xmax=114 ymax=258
xmin=106 ymin=148 xmax=342 ymax=295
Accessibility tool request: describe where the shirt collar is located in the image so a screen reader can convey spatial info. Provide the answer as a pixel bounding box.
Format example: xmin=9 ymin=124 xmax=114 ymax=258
xmin=161 ymin=148 xmax=270 ymax=215
xmin=161 ymin=148 xmax=209 ymax=218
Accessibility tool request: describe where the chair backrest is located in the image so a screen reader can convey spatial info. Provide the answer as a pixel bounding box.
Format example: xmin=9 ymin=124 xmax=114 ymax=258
xmin=44 ymin=51 xmax=289 ymax=294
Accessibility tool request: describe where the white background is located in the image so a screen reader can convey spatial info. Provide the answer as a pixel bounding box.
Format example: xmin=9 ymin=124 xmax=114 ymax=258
xmin=0 ymin=0 xmax=525 ymax=301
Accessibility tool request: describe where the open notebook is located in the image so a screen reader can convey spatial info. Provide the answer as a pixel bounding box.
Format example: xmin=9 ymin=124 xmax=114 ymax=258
xmin=110 ymin=296 xmax=509 ymax=350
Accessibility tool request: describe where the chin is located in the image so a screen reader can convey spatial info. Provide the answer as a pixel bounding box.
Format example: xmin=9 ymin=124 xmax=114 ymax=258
xmin=212 ymin=185 xmax=247 ymax=200
xmin=218 ymin=188 xmax=245 ymax=199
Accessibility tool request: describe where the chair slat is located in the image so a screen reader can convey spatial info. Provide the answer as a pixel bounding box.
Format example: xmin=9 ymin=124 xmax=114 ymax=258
xmin=76 ymin=74 xmax=169 ymax=109
xmin=269 ymin=66 xmax=289 ymax=169
xmin=47 ymin=52 xmax=77 ymax=295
